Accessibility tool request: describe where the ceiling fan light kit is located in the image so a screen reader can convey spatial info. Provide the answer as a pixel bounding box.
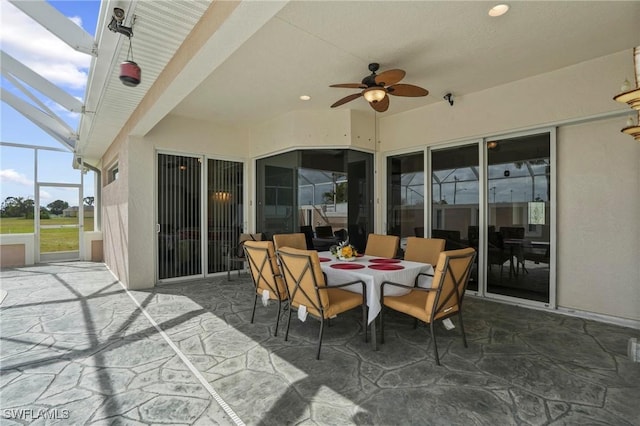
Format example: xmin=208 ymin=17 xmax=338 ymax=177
xmin=363 ymin=87 xmax=386 ymax=103
xmin=330 ymin=62 xmax=429 ymax=112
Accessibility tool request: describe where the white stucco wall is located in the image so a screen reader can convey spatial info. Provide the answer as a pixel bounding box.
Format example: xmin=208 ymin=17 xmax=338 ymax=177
xmin=556 ymin=118 xmax=639 ymax=320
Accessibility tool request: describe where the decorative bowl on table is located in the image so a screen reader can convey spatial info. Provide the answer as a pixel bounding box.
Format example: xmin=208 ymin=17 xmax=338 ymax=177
xmin=331 ymin=241 xmax=358 ymax=261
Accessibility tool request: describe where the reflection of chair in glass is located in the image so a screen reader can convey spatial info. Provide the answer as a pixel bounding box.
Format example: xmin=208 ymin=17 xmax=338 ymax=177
xmin=403 ymin=237 xmax=445 ymax=266
xmin=273 ymin=233 xmax=307 ymax=251
xmin=315 ymin=226 xmax=334 ymax=238
xmin=364 ymin=234 xmax=400 ymax=258
xmin=380 ymin=247 xmax=476 ymax=365
xmin=299 ymin=226 xmax=315 ymax=249
xmin=499 ymin=226 xmax=526 ymax=275
xmin=227 ymin=233 xmax=263 ymax=280
xmin=276 ymin=247 xmax=367 ymax=359
xmin=487 ymin=231 xmax=510 ymax=279
xmin=522 ymin=242 xmax=550 ymax=268
xmin=244 ymin=241 xmax=288 ymax=336
xmin=333 ymin=228 xmax=348 ymax=242
xmin=432 ymin=229 xmax=465 ymax=250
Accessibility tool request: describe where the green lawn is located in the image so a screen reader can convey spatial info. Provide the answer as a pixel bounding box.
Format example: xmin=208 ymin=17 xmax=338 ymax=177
xmin=0 ymin=216 xmax=95 ymax=253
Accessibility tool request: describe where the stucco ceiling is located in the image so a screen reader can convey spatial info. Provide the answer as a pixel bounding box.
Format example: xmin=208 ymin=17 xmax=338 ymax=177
xmin=79 ymin=1 xmax=640 ymax=162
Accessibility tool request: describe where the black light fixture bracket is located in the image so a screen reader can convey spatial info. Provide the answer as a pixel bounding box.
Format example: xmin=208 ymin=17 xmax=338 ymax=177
xmin=108 ymin=7 xmax=134 ymax=38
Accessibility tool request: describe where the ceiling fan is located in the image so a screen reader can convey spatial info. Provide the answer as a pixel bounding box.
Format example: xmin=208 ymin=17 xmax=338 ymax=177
xmin=330 ymin=63 xmax=429 ymax=112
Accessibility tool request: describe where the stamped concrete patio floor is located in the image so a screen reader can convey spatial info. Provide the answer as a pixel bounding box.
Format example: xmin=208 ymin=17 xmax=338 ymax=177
xmin=1 ymin=262 xmax=638 ymax=425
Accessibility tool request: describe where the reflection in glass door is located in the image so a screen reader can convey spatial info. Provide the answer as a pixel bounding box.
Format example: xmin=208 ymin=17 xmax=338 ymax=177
xmin=430 ymin=145 xmax=479 ymax=291
xmin=207 ymin=159 xmax=243 ymax=274
xmin=157 ymin=154 xmax=202 ymax=280
xmin=486 ymin=133 xmax=552 ymax=304
xmin=387 ymin=152 xmax=424 ymax=242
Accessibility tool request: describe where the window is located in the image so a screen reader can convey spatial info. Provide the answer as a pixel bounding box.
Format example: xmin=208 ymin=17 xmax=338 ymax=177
xmin=107 ymin=162 xmax=118 ymax=185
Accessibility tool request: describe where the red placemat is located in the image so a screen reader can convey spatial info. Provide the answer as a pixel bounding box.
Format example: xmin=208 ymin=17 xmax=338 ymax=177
xmin=369 ymin=258 xmax=402 ymax=264
xmin=331 ymin=263 xmax=365 ymax=270
xmin=368 ymin=264 xmax=405 ymax=271
xmin=318 ymin=257 xmax=331 ymax=262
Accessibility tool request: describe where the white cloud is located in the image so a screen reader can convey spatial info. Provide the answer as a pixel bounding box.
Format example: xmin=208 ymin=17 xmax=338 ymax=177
xmin=40 ymin=190 xmax=53 ymax=201
xmin=0 ymin=0 xmax=92 ymax=90
xmin=0 ymin=169 xmax=33 ymax=186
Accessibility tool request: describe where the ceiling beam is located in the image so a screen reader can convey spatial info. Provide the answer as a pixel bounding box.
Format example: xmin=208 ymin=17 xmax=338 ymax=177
xmin=1 ymin=51 xmax=84 ymax=113
xmin=8 ymin=0 xmax=96 ymax=56
xmin=1 ymin=88 xmax=76 ymax=151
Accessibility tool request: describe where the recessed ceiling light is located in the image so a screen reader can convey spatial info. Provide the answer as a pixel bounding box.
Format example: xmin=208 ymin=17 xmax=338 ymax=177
xmin=488 ymin=4 xmax=509 ymax=17
xmin=300 ymin=95 xmax=311 ymax=101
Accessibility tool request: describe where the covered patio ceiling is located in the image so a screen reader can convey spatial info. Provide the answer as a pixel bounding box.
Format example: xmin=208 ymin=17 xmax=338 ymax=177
xmin=78 ymin=1 xmax=640 ymax=163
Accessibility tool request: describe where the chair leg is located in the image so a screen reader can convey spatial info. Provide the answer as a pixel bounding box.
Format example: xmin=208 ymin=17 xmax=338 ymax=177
xmin=316 ymin=318 xmax=325 ymax=360
xmin=362 ymin=303 xmax=368 ymax=343
xmin=430 ymin=322 xmax=440 ymax=366
xmin=274 ymin=299 xmax=282 ymax=337
xmin=250 ymin=294 xmax=258 ymax=324
xmin=458 ymin=312 xmax=467 ymax=348
xmin=380 ymin=306 xmax=385 ymax=344
xmin=285 ymin=304 xmax=293 ymax=341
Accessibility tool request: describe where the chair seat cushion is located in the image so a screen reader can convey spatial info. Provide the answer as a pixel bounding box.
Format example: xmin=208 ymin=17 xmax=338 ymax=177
xmin=383 ymin=291 xmax=431 ymax=322
xmin=324 ymin=288 xmax=364 ymax=318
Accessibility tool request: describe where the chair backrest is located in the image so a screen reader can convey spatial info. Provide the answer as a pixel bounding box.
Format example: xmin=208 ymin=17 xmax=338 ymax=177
xmin=315 ymin=226 xmax=334 ymax=238
xmin=273 ymin=233 xmax=307 ymax=251
xmin=404 ymin=237 xmax=445 ymax=265
xmin=276 ymin=247 xmax=328 ymax=318
xmin=425 ymin=247 xmax=476 ymax=321
xmin=364 ymin=234 xmax=400 ymax=258
xmin=235 ymin=233 xmax=264 ymax=258
xmin=244 ymin=241 xmax=287 ymax=300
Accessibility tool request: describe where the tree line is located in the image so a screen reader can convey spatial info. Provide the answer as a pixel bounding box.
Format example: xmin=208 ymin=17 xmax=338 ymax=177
xmin=0 ymin=196 xmax=94 ymax=219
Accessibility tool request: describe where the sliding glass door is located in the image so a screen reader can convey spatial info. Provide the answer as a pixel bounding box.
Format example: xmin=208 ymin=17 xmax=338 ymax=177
xmin=485 ymin=133 xmax=552 ymax=304
xmin=430 ymin=144 xmax=480 ymax=291
xmin=157 ymin=153 xmax=244 ymax=280
xmin=157 ymin=154 xmax=202 ymax=280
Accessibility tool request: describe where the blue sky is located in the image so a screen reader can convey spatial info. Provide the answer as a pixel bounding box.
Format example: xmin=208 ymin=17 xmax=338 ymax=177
xmin=0 ymin=0 xmax=100 ymax=207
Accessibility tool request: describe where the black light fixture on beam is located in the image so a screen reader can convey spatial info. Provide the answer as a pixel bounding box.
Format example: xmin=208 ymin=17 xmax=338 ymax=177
xmin=107 ymin=7 xmax=141 ymax=87
xmin=108 ymin=8 xmax=133 ymax=38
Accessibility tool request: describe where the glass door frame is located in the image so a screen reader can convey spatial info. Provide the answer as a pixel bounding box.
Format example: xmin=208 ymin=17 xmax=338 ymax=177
xmin=423 ymin=128 xmax=556 ymax=309
xmin=35 ymin=182 xmax=83 ymax=262
xmin=155 ymin=151 xmax=206 ymax=283
xmin=480 ymin=128 xmax=557 ymax=309
xmin=155 ymin=150 xmax=248 ymax=283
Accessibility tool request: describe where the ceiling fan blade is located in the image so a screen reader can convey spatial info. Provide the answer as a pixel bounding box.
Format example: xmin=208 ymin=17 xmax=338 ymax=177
xmin=387 ymin=83 xmax=429 ymax=97
xmin=375 ymin=69 xmax=405 ymax=86
xmin=331 ymin=92 xmax=363 ymax=108
xmin=370 ymin=95 xmax=389 ymax=112
xmin=330 ymin=83 xmax=367 ymax=89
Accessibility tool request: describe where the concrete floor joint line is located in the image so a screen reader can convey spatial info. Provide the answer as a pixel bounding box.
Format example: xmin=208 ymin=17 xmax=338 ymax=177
xmin=120 ymin=281 xmax=246 ymax=426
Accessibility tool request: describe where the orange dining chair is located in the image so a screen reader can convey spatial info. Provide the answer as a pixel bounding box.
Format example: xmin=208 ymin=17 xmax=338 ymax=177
xmin=243 ymin=241 xmax=288 ymax=336
xmin=276 ymin=246 xmax=367 ymax=359
xmin=380 ymin=247 xmax=476 ymax=365
xmin=403 ymin=237 xmax=445 ymax=266
xmin=273 ymin=233 xmax=307 ymax=251
xmin=364 ymin=234 xmax=399 ymax=258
